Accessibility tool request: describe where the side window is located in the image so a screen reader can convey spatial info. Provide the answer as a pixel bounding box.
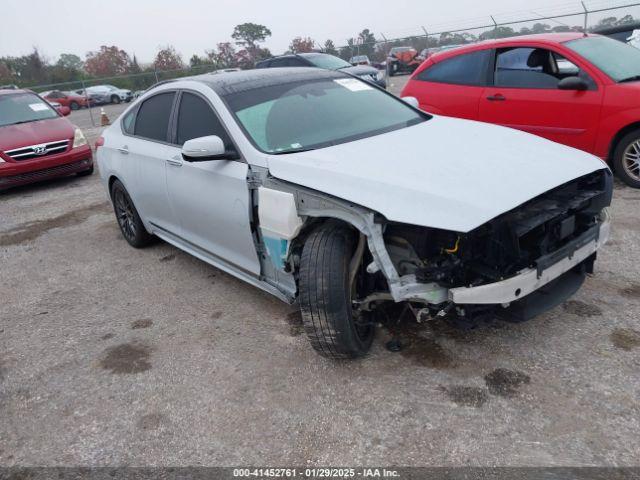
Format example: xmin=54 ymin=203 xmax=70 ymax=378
xmin=134 ymin=92 xmax=175 ymax=142
xmin=416 ymin=50 xmax=490 ymax=86
xmin=494 ymin=47 xmax=595 ymax=89
xmin=285 ymin=57 xmax=306 ymax=67
xmin=176 ymin=92 xmax=231 ymax=147
xmin=122 ymin=108 xmax=136 ymax=134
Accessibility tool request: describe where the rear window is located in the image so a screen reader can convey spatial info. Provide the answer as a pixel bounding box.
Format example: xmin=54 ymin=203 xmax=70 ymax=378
xmin=0 ymin=93 xmax=59 ymax=127
xmin=134 ymin=92 xmax=175 ymax=142
xmin=416 ymin=50 xmax=490 ymax=86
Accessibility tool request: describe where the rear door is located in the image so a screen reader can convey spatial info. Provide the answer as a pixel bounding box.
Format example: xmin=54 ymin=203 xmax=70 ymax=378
xmin=165 ymin=90 xmax=261 ymax=276
xmin=122 ymin=90 xmax=180 ymax=234
xmin=480 ymin=45 xmax=604 ymax=152
xmin=403 ymin=49 xmax=491 ymax=120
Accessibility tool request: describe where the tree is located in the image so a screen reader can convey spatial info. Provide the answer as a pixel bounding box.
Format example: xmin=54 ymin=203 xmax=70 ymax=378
xmin=357 ymin=29 xmax=376 ymax=58
xmin=85 ymin=46 xmax=131 ymax=76
xmin=57 ymin=53 xmax=83 ymax=72
xmin=232 ymin=22 xmax=272 ymax=49
xmin=323 ymin=39 xmax=338 ymax=56
xmin=0 ymin=61 xmax=12 ymax=82
xmin=207 ymin=42 xmax=237 ymax=68
xmin=289 ymin=37 xmax=315 ymax=53
xmin=479 ymin=26 xmax=516 ymax=41
xmin=154 ymin=45 xmax=184 ymax=71
xmin=129 ymin=55 xmax=142 ymax=74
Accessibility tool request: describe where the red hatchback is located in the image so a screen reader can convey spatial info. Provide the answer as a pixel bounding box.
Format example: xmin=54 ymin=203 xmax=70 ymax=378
xmin=0 ymin=89 xmax=93 ymax=190
xmin=401 ymin=33 xmax=640 ymax=187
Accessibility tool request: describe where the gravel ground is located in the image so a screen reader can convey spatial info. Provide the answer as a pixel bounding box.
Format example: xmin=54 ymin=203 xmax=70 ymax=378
xmin=1 ymin=75 xmax=639 ymax=467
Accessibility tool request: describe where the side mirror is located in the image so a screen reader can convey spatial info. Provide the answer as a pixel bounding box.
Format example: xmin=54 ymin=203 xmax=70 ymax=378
xmin=402 ymin=96 xmax=420 ymax=109
xmin=56 ymin=106 xmax=71 ymax=116
xmin=181 ymin=135 xmax=237 ymax=161
xmin=558 ymin=76 xmax=588 ymax=91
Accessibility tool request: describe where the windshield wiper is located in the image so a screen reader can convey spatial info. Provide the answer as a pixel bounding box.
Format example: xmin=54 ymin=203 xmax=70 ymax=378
xmin=271 ymin=147 xmax=317 ymax=155
xmin=618 ymin=75 xmax=640 ymax=83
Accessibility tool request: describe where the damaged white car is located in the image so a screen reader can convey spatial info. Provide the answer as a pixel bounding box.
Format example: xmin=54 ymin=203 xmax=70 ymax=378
xmin=96 ymin=68 xmax=613 ymax=359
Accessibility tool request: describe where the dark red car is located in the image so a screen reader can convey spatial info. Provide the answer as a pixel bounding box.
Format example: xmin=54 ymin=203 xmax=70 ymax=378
xmin=0 ymin=89 xmax=93 ymax=190
xmin=401 ymin=33 xmax=640 ymax=187
xmin=41 ymin=90 xmax=93 ymax=110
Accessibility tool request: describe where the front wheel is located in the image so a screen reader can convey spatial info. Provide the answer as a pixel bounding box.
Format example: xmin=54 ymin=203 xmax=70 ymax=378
xmin=111 ymin=95 xmax=121 ymax=104
xmin=110 ymin=180 xmax=153 ymax=248
xmin=298 ymin=223 xmax=375 ymax=359
xmin=613 ymin=130 xmax=640 ymax=188
xmin=70 ymin=101 xmax=80 ymax=110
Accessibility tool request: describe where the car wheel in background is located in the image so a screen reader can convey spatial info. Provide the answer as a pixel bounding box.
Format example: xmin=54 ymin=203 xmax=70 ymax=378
xmin=298 ymin=222 xmax=375 ymax=359
xmin=111 ymin=95 xmax=121 ymax=104
xmin=614 ymin=130 xmax=640 ymax=188
xmin=70 ymin=101 xmax=80 ymax=110
xmin=110 ymin=179 xmax=154 ymax=248
xmin=76 ymin=165 xmax=94 ymax=177
xmin=387 ymin=63 xmax=395 ymax=77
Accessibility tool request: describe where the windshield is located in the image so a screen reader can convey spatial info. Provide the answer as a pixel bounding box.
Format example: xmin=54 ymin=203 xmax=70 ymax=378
xmin=565 ymin=36 xmax=640 ymax=82
xmin=304 ymin=54 xmax=352 ymax=70
xmin=0 ymin=93 xmax=59 ymax=127
xmin=225 ymin=77 xmax=427 ymax=154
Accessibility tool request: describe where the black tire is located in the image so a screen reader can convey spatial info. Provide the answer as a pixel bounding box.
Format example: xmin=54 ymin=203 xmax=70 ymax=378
xmin=76 ymin=165 xmax=94 ymax=177
xmin=299 ymin=223 xmax=375 ymax=359
xmin=387 ymin=63 xmax=395 ymax=77
xmin=70 ymin=101 xmax=80 ymax=111
xmin=613 ymin=130 xmax=640 ymax=188
xmin=111 ymin=95 xmax=121 ymax=104
xmin=110 ymin=180 xmax=153 ymax=248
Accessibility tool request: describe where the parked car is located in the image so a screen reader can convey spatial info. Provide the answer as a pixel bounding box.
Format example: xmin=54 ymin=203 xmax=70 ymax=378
xmin=40 ymin=89 xmax=93 ymax=110
xmin=401 ymin=33 xmax=640 ymax=187
xmin=0 ymin=89 xmax=93 ymax=189
xmin=593 ymin=21 xmax=640 ymax=45
xmin=386 ymin=46 xmax=421 ymax=76
xmin=349 ymin=55 xmax=371 ymax=66
xmin=84 ymin=85 xmax=133 ymax=104
xmin=97 ymin=68 xmax=611 ymax=359
xmin=0 ymin=84 xmax=19 ymax=90
xmin=256 ymin=53 xmax=386 ymax=88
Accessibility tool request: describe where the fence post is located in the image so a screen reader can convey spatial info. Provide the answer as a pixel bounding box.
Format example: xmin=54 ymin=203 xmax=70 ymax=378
xmin=581 ymin=1 xmax=589 ymax=32
xmin=81 ymin=79 xmax=96 ymax=128
xmin=490 ymin=15 xmax=498 ymax=37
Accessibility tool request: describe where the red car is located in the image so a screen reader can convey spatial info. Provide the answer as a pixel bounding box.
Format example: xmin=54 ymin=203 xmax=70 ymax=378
xmin=401 ymin=33 xmax=640 ymax=187
xmin=0 ymin=89 xmax=93 ymax=190
xmin=41 ymin=90 xmax=93 ymax=110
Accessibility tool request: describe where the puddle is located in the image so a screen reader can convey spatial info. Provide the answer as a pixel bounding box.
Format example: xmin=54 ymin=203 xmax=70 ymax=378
xmin=445 ymin=385 xmax=488 ymax=408
xmin=619 ymin=284 xmax=640 ymax=299
xmin=610 ymin=328 xmax=640 ymax=351
xmin=391 ymin=322 xmax=456 ymax=369
xmin=137 ymin=412 xmax=167 ymax=431
xmin=99 ymin=343 xmax=152 ymax=374
xmin=211 ymin=311 xmax=223 ymax=320
xmin=285 ymin=310 xmax=304 ymax=337
xmin=101 ymin=333 xmax=115 ymax=340
xmin=563 ymin=300 xmax=602 ymax=317
xmin=131 ymin=319 xmax=153 ymax=330
xmin=484 ymin=368 xmax=530 ymax=398
xmin=0 ymin=202 xmax=109 ymax=247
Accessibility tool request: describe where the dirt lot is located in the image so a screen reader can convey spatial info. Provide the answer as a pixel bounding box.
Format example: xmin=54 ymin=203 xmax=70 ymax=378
xmin=1 ymin=75 xmax=640 ymax=466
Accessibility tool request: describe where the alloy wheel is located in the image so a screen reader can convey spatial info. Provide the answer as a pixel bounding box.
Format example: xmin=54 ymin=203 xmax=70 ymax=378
xmin=114 ymin=190 xmax=136 ymax=241
xmin=623 ymin=140 xmax=640 ymax=182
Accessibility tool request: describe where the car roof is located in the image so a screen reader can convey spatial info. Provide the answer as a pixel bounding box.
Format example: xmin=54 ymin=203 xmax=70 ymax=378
xmin=0 ymin=88 xmax=33 ymax=96
xmin=428 ymin=32 xmax=594 ymax=62
xmin=171 ymin=67 xmax=346 ymax=96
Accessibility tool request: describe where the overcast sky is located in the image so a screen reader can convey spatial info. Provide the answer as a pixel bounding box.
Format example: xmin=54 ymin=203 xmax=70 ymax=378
xmin=1 ymin=0 xmax=637 ymax=62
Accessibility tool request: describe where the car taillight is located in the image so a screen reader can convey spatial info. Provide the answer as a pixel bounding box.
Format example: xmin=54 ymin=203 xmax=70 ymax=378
xmin=95 ymin=136 xmax=105 ymax=150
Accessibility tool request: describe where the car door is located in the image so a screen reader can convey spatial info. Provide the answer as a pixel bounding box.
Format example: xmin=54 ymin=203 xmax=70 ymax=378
xmin=480 ymin=46 xmax=604 ymax=152
xmin=121 ymin=90 xmax=180 ymax=234
xmin=164 ymin=90 xmax=261 ymax=276
xmin=403 ymin=49 xmax=491 ymax=119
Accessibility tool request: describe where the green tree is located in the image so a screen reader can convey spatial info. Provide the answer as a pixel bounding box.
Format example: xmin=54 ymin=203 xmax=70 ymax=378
xmin=57 ymin=53 xmax=83 ymax=72
xmin=323 ymin=39 xmax=338 ymax=56
xmin=357 ymin=29 xmax=376 ymax=58
xmin=231 ymin=23 xmax=272 ymax=54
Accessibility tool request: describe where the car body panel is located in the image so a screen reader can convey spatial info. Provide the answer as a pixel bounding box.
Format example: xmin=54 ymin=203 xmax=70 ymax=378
xmin=266 ymin=114 xmax=606 ymax=232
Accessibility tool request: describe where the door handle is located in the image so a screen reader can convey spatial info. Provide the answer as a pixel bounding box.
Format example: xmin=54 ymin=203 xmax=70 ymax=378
xmin=166 ymin=158 xmax=183 ymax=167
xmin=487 ymin=94 xmax=506 ymax=102
xmin=117 ymin=146 xmax=129 ymax=154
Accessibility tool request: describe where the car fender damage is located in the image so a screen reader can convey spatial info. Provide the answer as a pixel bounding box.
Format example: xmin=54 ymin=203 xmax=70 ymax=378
xmin=249 ymin=166 xmax=613 ymax=323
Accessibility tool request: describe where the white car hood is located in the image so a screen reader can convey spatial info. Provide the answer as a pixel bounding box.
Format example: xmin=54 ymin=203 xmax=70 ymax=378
xmin=266 ymin=115 xmax=607 ymax=232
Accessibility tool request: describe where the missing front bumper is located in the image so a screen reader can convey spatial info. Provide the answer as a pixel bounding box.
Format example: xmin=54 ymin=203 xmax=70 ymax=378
xmin=448 ymin=219 xmax=610 ymax=306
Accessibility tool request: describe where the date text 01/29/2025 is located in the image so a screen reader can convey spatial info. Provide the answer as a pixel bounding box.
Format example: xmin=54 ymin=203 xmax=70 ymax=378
xmin=233 ymin=468 xmax=400 ymax=478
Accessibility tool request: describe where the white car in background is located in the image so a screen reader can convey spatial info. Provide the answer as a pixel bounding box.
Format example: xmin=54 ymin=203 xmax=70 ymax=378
xmin=82 ymin=85 xmax=133 ymax=104
xmin=96 ymin=68 xmax=612 ymax=359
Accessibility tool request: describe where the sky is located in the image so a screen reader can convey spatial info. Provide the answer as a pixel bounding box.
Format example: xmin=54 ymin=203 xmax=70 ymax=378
xmin=1 ymin=0 xmax=638 ymax=63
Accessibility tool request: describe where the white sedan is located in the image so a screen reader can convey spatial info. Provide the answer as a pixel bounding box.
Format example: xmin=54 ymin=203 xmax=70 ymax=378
xmin=96 ymin=68 xmax=612 ymax=359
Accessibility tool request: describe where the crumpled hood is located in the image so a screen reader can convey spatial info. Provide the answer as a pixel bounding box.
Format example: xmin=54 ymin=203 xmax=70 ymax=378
xmin=266 ymin=115 xmax=607 ymax=232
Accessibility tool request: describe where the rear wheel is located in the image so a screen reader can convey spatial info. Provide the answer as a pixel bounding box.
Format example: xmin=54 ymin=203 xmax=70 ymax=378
xmin=111 ymin=95 xmax=121 ymax=104
xmin=299 ymin=222 xmax=375 ymax=359
xmin=110 ymin=180 xmax=153 ymax=248
xmin=614 ymin=130 xmax=640 ymax=188
xmin=70 ymin=101 xmax=80 ymax=111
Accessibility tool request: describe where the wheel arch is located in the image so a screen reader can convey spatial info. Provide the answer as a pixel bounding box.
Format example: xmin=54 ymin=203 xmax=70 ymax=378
xmin=609 ymin=121 xmax=640 ymax=164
